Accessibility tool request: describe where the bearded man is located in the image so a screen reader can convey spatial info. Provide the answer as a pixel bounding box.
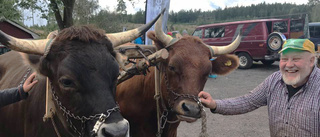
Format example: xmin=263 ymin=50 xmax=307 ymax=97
xmin=199 ymin=39 xmax=320 ymax=137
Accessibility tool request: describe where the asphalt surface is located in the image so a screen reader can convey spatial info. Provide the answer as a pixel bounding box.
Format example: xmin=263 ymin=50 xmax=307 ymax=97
xmin=177 ymin=62 xmax=280 ymax=137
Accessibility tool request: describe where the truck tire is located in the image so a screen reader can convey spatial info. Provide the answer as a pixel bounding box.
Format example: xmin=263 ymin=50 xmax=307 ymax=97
xmin=238 ymin=52 xmax=253 ymax=69
xmin=267 ymin=33 xmax=285 ymax=52
xmin=261 ymin=60 xmax=275 ymax=66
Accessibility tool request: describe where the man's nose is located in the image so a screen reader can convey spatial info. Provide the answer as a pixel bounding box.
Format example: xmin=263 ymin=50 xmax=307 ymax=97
xmin=286 ymin=59 xmax=295 ymax=67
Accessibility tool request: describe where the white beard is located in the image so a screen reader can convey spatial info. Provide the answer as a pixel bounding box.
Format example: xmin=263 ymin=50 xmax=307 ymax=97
xmin=282 ymin=73 xmax=301 ymax=86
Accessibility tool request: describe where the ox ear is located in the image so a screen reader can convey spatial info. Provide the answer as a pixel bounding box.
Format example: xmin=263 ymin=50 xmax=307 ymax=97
xmin=147 ymin=31 xmax=165 ymax=50
xmin=211 ymin=54 xmax=239 ymax=75
xmin=39 ymin=57 xmax=51 ymax=77
xmin=18 ymin=53 xmax=43 ymax=73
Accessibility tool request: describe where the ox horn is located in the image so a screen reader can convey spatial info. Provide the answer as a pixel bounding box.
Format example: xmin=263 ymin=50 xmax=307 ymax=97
xmin=106 ymin=10 xmax=163 ymax=47
xmin=206 ymin=33 xmax=242 ymax=56
xmin=0 ymin=30 xmax=49 ymax=55
xmin=154 ymin=9 xmax=172 ymax=46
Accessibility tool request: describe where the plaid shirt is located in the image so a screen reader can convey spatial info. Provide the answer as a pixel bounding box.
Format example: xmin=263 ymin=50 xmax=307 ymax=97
xmin=214 ymin=67 xmax=320 ymax=137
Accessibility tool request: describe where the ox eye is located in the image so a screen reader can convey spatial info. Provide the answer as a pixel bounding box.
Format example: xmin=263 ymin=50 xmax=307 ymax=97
xmin=60 ymin=79 xmax=74 ymax=87
xmin=168 ymin=66 xmax=175 ymax=71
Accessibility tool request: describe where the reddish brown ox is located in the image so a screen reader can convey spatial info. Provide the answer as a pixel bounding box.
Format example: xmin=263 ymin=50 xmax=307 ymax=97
xmin=0 ymin=14 xmax=160 ymax=137
xmin=116 ymin=14 xmax=241 ymax=137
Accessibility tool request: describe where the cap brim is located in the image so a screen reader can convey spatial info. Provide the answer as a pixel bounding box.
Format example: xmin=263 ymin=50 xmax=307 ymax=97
xmin=278 ymin=47 xmax=305 ymax=53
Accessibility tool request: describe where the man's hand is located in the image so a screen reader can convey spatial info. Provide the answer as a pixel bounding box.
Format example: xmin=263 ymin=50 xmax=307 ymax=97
xmin=198 ymin=91 xmax=217 ymax=109
xmin=23 ymin=72 xmax=38 ymax=92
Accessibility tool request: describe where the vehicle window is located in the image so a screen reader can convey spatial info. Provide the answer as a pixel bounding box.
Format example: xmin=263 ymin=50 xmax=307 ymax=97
xmin=204 ymin=27 xmax=225 ymax=38
xmin=310 ymin=26 xmax=320 ymax=38
xmin=192 ymin=29 xmax=203 ymax=38
xmin=290 ymin=19 xmax=304 ymax=32
xmin=273 ymin=21 xmax=288 ymax=33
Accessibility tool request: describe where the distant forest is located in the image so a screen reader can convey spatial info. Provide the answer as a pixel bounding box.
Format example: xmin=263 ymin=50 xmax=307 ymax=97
xmin=167 ymin=2 xmax=311 ymax=25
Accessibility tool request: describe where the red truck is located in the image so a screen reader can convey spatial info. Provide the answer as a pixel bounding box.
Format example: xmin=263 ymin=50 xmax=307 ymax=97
xmin=192 ymin=14 xmax=309 ymax=69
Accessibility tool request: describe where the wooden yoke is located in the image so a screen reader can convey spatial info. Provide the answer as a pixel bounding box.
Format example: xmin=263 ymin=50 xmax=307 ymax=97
xmin=117 ymin=48 xmax=169 ymax=84
xmin=115 ymin=44 xmax=157 ymax=59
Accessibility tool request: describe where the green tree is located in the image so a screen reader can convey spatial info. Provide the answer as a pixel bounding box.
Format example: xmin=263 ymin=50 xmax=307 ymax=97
xmin=92 ymin=10 xmax=123 ymax=33
xmin=308 ymin=0 xmax=320 ymax=6
xmin=310 ymin=4 xmax=320 ymax=22
xmin=116 ymin=0 xmax=127 ymax=14
xmin=18 ymin=0 xmax=75 ymax=30
xmin=131 ymin=9 xmax=145 ymax=23
xmin=73 ymin=0 xmax=100 ymax=25
xmin=0 ymin=0 xmax=22 ymax=21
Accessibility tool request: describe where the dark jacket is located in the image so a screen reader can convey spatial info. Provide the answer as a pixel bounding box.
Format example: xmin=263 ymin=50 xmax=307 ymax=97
xmin=0 ymin=86 xmax=28 ymax=108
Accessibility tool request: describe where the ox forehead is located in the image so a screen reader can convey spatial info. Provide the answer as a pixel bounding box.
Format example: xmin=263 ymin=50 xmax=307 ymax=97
xmin=0 ymin=12 xmax=163 ymax=136
xmin=42 ymin=26 xmax=120 ymax=110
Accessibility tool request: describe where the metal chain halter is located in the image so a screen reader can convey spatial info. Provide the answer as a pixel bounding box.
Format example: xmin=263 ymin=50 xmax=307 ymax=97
xmin=49 ymin=83 xmax=120 ymax=137
xmin=159 ymin=67 xmax=208 ymax=137
xmin=18 ymin=68 xmax=32 ymax=87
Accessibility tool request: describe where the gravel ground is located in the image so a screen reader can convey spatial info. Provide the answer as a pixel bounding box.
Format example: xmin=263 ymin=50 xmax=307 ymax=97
xmin=177 ymin=62 xmax=280 ymax=137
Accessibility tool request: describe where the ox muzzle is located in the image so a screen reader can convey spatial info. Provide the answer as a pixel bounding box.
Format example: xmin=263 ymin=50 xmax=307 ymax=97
xmin=92 ymin=117 xmax=130 ymax=137
xmin=173 ymin=99 xmax=202 ymax=123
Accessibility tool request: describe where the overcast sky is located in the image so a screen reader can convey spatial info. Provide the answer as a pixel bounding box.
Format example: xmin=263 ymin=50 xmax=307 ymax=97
xmin=24 ymin=0 xmax=309 ymax=26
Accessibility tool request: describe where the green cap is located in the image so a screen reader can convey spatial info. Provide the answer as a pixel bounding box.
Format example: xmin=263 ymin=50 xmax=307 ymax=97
xmin=279 ymin=39 xmax=315 ymax=54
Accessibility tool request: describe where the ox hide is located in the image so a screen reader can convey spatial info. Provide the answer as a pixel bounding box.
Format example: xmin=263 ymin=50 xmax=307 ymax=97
xmin=0 ymin=50 xmax=125 ymax=137
xmin=0 ymin=52 xmax=57 ymax=137
xmin=116 ymin=31 xmax=240 ymax=137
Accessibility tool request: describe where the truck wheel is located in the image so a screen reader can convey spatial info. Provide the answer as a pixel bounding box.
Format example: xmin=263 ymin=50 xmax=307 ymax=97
xmin=267 ymin=33 xmax=284 ymax=52
xmin=238 ymin=52 xmax=253 ymax=69
xmin=261 ymin=60 xmax=275 ymax=66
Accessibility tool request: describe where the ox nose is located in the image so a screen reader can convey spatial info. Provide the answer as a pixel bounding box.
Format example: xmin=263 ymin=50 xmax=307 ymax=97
xmin=175 ymin=100 xmax=202 ymax=118
xmin=97 ymin=119 xmax=130 ymax=137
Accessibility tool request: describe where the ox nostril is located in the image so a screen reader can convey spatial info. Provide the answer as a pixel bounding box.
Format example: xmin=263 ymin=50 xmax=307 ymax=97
xmin=99 ymin=119 xmax=129 ymax=137
xmin=182 ymin=102 xmax=190 ymax=112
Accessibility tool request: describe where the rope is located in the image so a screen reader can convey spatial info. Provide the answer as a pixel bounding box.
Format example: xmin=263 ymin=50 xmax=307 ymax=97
xmin=199 ymin=110 xmax=209 ymax=137
xmin=51 ymin=112 xmax=62 ymax=137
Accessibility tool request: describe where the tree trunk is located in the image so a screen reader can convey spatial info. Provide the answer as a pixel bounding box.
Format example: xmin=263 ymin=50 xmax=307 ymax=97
xmin=62 ymin=0 xmax=75 ymax=28
xmin=49 ymin=0 xmax=64 ymax=30
xmin=49 ymin=0 xmax=75 ymax=30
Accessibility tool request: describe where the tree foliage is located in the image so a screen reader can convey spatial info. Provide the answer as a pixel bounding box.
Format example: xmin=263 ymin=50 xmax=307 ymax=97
xmin=91 ymin=10 xmax=123 ymax=33
xmin=167 ymin=2 xmax=310 ymax=25
xmin=0 ymin=0 xmax=22 ymax=21
xmin=73 ymin=0 xmax=99 ymax=25
xmin=116 ymin=0 xmax=127 ymax=14
xmin=17 ymin=0 xmax=74 ymax=30
xmin=310 ymin=4 xmax=320 ymax=22
xmin=308 ymin=0 xmax=320 ymax=6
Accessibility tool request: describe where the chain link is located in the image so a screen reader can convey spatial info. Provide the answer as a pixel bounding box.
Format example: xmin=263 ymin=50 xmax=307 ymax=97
xmin=163 ymin=67 xmax=208 ymax=137
xmin=164 ymin=72 xmax=202 ymax=105
xmin=18 ymin=68 xmax=32 ymax=87
xmin=50 ymin=82 xmax=120 ymax=137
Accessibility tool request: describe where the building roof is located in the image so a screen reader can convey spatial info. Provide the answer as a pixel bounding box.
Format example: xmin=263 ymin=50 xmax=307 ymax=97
xmin=0 ymin=17 xmax=39 ymax=39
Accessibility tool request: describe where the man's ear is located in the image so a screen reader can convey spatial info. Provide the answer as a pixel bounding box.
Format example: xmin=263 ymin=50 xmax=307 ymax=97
xmin=310 ymin=55 xmax=316 ymax=67
xmin=211 ymin=54 xmax=239 ymax=75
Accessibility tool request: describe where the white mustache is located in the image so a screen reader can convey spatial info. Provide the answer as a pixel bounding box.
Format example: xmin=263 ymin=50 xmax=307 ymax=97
xmin=284 ymin=67 xmax=298 ymax=71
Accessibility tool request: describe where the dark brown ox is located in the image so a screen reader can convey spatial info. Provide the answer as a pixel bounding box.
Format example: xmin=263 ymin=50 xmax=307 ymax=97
xmin=0 ymin=14 xmax=160 ymax=137
xmin=116 ymin=13 xmax=241 ymax=137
